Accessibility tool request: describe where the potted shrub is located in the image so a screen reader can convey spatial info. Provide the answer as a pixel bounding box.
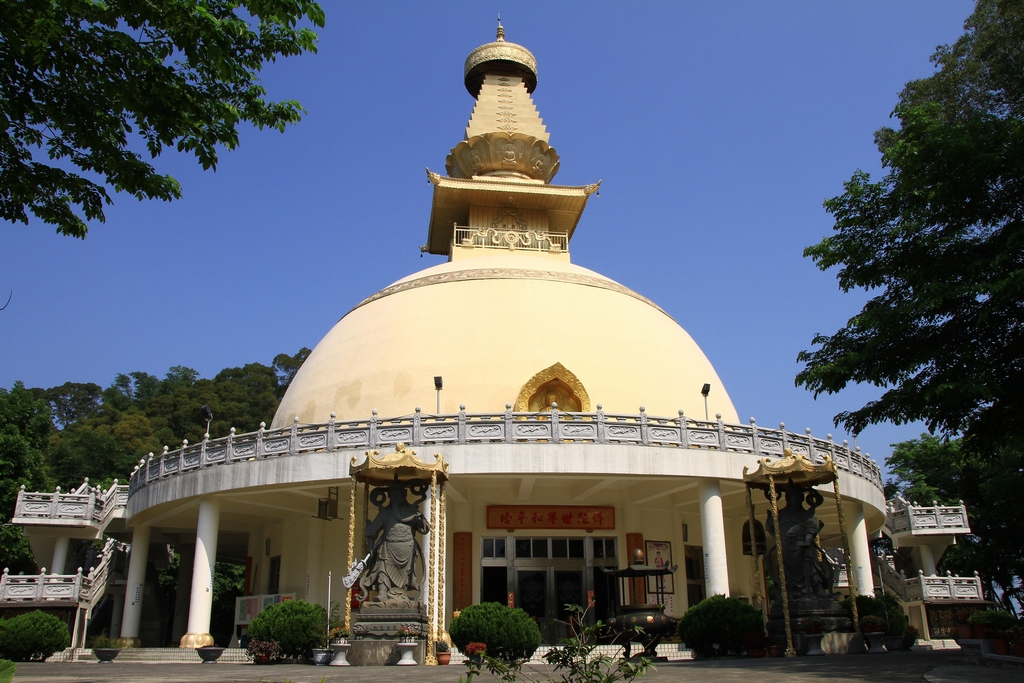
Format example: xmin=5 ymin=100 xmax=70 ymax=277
xmin=800 ymin=618 xmax=823 ymax=635
xmin=1009 ymin=624 xmax=1024 ymax=658
xmin=329 ymin=625 xmax=349 ymax=644
xmin=89 ymin=632 xmax=120 ymax=663
xmin=464 ymin=642 xmax=487 ymax=664
xmin=860 ymin=615 xmax=886 ymax=633
xmin=742 ymin=631 xmax=768 ymax=658
xmin=968 ymin=609 xmax=1016 ymax=642
xmin=449 ymin=602 xmax=541 ymax=663
xmin=247 ymin=599 xmax=327 ymax=661
xmin=396 ymin=624 xmax=417 ymax=643
xmin=246 ymin=638 xmax=281 ymax=664
xmin=434 ymin=640 xmax=451 ymax=665
xmin=676 ymin=595 xmax=762 ymax=657
xmin=902 ymin=625 xmax=920 ymax=651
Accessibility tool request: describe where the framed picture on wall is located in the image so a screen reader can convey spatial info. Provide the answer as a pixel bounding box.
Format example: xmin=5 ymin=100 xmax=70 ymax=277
xmin=645 ymin=540 xmax=674 ymax=594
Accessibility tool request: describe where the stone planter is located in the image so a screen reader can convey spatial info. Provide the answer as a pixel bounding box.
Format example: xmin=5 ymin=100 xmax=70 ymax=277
xmin=882 ymin=636 xmax=905 ymax=652
xmin=196 ymin=646 xmax=225 ymax=664
xmin=330 ymin=641 xmax=351 ymax=666
xmin=437 ymin=652 xmax=451 ymax=665
xmin=311 ymin=648 xmax=333 ymax=666
xmin=93 ymin=648 xmax=120 ymax=663
xmin=396 ymin=641 xmax=418 ymax=666
xmin=864 ymin=633 xmax=885 ymax=654
xmin=804 ymin=633 xmax=825 ymax=656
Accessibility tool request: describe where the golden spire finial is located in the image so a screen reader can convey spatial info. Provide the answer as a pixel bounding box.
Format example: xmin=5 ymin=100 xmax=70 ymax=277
xmin=496 ymin=14 xmax=505 ymax=41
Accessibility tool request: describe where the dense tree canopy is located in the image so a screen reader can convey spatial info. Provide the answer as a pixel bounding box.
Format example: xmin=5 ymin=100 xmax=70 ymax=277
xmin=886 ymin=434 xmax=1024 ymax=611
xmin=0 ymin=0 xmax=324 ymax=237
xmin=796 ymin=0 xmax=1024 ymax=448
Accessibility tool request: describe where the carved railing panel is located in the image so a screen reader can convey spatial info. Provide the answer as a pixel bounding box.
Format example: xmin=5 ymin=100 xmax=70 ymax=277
xmin=0 ymin=538 xmax=119 ymax=605
xmin=903 ymin=571 xmax=984 ymax=602
xmin=14 ymin=482 xmax=128 ymax=529
xmin=885 ymin=496 xmax=971 ymax=536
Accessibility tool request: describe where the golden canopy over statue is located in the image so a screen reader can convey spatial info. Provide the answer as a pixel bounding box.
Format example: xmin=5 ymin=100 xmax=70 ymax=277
xmin=742 ymin=448 xmax=838 ymax=490
xmin=350 ymin=443 xmax=449 ymax=486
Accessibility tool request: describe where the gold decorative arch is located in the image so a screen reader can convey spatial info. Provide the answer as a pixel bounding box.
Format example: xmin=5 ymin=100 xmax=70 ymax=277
xmin=515 ymin=362 xmax=591 ymax=412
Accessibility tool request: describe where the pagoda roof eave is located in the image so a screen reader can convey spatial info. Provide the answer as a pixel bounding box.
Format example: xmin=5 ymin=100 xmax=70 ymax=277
xmin=424 ymin=171 xmax=600 ymax=256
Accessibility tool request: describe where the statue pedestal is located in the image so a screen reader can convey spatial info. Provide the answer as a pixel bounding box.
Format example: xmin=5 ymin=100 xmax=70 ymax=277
xmin=347 ymin=639 xmax=425 ymax=666
xmin=352 ymin=604 xmax=429 ymax=639
xmin=767 ymin=598 xmax=852 ymax=655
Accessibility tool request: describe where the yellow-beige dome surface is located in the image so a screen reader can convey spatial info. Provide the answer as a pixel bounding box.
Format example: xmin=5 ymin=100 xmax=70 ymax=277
xmin=272 ymin=253 xmax=739 ymax=427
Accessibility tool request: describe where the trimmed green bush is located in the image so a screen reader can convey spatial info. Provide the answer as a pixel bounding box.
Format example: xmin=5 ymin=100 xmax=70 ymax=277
xmin=0 ymin=610 xmax=70 ymax=661
xmin=247 ymin=600 xmax=327 ymax=659
xmin=968 ymin=609 xmax=1018 ymax=636
xmin=677 ymin=595 xmax=762 ymax=655
xmin=840 ymin=594 xmax=907 ymax=636
xmin=449 ymin=602 xmax=541 ymax=662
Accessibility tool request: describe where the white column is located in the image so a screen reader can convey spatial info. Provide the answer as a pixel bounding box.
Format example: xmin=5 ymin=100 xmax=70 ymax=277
xmin=171 ymin=544 xmax=194 ymax=644
xmin=109 ymin=591 xmax=124 ymax=639
xmin=699 ymin=479 xmax=730 ymax=597
xmin=918 ymin=544 xmax=938 ymax=576
xmin=119 ymin=523 xmax=151 ymax=646
xmin=181 ymin=496 xmax=220 ymax=648
xmin=848 ymin=503 xmax=875 ymax=596
xmin=50 ymin=536 xmax=70 ymax=575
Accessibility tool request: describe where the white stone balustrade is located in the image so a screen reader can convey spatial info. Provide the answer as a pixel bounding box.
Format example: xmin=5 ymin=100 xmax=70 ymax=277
xmin=884 ymin=496 xmax=971 ymax=536
xmin=0 ymin=538 xmax=119 ymax=606
xmin=13 ymin=479 xmax=128 ymax=530
xmin=125 ymin=408 xmax=884 ymax=496
xmin=903 ymin=570 xmax=984 ymax=602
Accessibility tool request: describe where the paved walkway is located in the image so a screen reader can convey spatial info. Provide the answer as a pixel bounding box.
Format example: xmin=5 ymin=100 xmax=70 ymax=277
xmin=10 ymin=651 xmax=1022 ymax=683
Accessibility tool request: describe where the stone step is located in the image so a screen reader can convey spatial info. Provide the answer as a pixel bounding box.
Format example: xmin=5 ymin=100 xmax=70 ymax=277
xmin=47 ymin=647 xmax=250 ymax=663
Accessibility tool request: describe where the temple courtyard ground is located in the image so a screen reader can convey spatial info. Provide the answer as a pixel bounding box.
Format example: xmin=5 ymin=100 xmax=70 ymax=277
xmin=10 ymin=651 xmax=1022 ymax=683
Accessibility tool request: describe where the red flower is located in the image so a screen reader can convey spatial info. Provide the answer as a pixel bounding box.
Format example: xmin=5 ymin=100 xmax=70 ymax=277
xmin=464 ymin=642 xmax=487 ymax=656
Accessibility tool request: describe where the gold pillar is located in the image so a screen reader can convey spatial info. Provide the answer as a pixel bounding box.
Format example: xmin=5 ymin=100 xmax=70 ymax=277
xmin=344 ymin=480 xmax=356 ymax=633
xmin=767 ymin=474 xmax=795 ymax=657
xmin=425 ymin=471 xmax=438 ymax=665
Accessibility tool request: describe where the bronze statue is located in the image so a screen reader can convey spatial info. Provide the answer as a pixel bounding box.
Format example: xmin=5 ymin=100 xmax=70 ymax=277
xmin=765 ymin=482 xmax=834 ymax=603
xmin=357 ymin=479 xmax=430 ymax=608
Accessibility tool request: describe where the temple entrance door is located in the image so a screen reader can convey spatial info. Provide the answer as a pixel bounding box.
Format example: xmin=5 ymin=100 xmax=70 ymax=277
xmin=516 ymin=570 xmax=548 ymax=637
xmin=554 ymin=570 xmax=584 ymax=643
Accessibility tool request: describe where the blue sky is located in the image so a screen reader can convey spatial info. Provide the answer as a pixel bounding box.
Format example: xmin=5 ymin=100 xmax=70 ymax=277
xmin=0 ymin=2 xmax=975 ymax=473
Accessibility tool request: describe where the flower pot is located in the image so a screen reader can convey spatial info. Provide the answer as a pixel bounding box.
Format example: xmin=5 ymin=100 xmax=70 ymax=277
xmin=196 ymin=646 xmax=225 ymax=664
xmin=746 ymin=648 xmax=766 ymax=658
xmin=1011 ymin=640 xmax=1024 ymax=658
xmin=396 ymin=641 xmax=418 ymax=666
xmin=971 ymin=624 xmax=990 ymax=639
xmin=94 ymin=648 xmax=120 ymax=663
xmin=955 ymin=624 xmax=973 ymax=640
xmin=993 ymin=638 xmax=1011 ymax=656
xmin=766 ymin=645 xmax=784 ymax=657
xmin=805 ymin=634 xmax=825 ymax=656
xmin=437 ymin=652 xmax=451 ymax=665
xmin=330 ymin=641 xmax=351 ymax=666
xmin=864 ymin=634 xmax=885 ymax=654
xmin=311 ymin=648 xmax=333 ymax=666
xmin=253 ymin=655 xmax=270 ymax=665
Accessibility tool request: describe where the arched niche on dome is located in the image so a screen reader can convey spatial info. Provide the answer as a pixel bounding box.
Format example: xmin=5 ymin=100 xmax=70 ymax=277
xmin=515 ymin=362 xmax=591 ymax=412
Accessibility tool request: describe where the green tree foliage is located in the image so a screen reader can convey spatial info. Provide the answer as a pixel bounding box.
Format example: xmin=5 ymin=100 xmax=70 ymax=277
xmin=796 ymin=0 xmax=1024 ymax=449
xmin=273 ymin=347 xmax=311 ymax=398
xmin=0 ymin=0 xmax=325 ymax=238
xmin=247 ymin=600 xmax=327 ymax=658
xmin=0 ymin=610 xmax=70 ymax=661
xmin=0 ymin=384 xmax=51 ymax=573
xmin=887 ymin=434 xmax=1024 ymax=610
xmin=676 ymin=595 xmax=762 ymax=655
xmin=449 ymin=602 xmax=542 ymax=663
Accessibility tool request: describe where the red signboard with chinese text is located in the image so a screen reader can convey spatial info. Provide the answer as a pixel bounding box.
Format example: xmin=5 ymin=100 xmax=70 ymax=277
xmin=486 ymin=505 xmax=615 ymax=530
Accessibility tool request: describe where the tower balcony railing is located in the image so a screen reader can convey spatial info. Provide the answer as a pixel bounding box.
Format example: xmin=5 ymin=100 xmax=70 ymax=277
xmin=903 ymin=570 xmax=985 ymax=603
xmin=453 ymin=225 xmax=567 ymax=253
xmin=125 ymin=407 xmax=883 ymax=496
xmin=884 ymin=496 xmax=971 ymax=536
xmin=13 ymin=479 xmax=128 ymax=530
